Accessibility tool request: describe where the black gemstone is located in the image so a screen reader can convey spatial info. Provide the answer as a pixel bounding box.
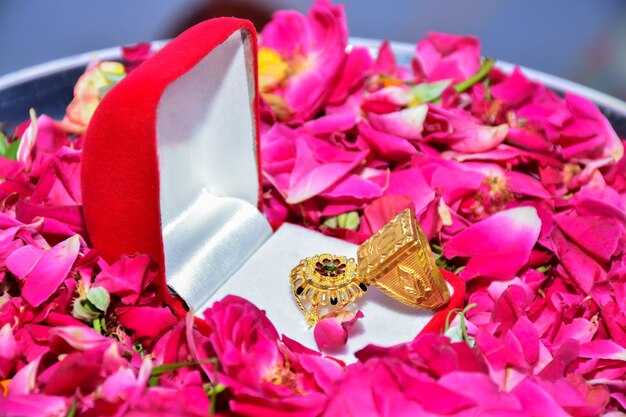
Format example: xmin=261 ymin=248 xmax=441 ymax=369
xmin=359 ymin=283 xmax=368 ymax=292
xmin=330 ymin=297 xmax=338 ymax=305
xmin=296 ymin=286 xmax=304 ymax=295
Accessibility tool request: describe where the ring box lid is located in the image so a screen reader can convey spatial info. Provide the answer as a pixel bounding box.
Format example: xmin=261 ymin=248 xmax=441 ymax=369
xmin=82 ymin=18 xmax=267 ymax=315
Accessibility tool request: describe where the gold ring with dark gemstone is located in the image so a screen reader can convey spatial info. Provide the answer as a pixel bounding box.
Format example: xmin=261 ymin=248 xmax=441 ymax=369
xmin=290 ymin=209 xmax=450 ymax=325
xmin=290 ymin=254 xmax=368 ymax=325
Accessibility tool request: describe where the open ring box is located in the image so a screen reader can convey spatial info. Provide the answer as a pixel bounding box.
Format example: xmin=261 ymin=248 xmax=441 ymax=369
xmin=81 ymin=18 xmax=465 ymax=362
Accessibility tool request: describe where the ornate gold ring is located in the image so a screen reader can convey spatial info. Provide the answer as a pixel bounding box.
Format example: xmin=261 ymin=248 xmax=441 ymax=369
xmin=290 ymin=209 xmax=450 ymax=325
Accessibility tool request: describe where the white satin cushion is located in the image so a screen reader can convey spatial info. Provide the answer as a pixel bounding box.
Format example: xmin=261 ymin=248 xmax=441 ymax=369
xmin=205 ymin=222 xmax=451 ymax=362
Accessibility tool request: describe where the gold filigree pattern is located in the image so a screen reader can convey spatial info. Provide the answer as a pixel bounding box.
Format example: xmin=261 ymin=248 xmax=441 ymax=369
xmin=290 ymin=254 xmax=368 ymax=325
xmin=291 ymin=209 xmax=450 ymax=325
xmin=357 ymin=209 xmax=449 ymax=310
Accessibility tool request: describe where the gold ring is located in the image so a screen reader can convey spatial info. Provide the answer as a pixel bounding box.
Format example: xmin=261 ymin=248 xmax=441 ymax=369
xmin=357 ymin=208 xmax=450 ymax=310
xmin=290 ymin=209 xmax=450 ymax=325
xmin=290 ymin=254 xmax=368 ymax=325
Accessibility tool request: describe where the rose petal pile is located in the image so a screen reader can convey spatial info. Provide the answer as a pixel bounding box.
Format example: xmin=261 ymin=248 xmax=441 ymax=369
xmin=0 ymin=0 xmax=625 ymax=415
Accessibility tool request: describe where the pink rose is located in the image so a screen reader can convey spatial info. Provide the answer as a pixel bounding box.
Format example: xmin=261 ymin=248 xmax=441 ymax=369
xmin=202 ymin=296 xmax=342 ymax=416
xmin=260 ymin=0 xmax=348 ymax=123
xmin=414 ymin=32 xmax=482 ymax=83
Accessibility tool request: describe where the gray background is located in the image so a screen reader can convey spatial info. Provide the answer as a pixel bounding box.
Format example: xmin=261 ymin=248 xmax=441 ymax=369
xmin=1 ymin=0 xmax=625 ymax=99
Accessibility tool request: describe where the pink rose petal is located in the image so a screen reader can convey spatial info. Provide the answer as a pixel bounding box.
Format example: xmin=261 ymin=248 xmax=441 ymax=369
xmin=506 ymin=171 xmax=551 ymax=199
xmin=475 ymin=330 xmax=525 ymax=370
xmin=579 ymin=340 xmax=626 ymax=361
xmin=327 ymin=46 xmax=373 ymax=105
xmin=414 ymin=32 xmax=481 ymax=83
xmin=358 ymin=121 xmax=418 ymax=162
xmin=491 ymin=67 xmax=535 ymax=106
xmin=511 ymin=379 xmax=573 ymax=417
xmin=359 ymin=195 xmax=414 ymax=235
xmin=549 ymin=228 xmax=606 ymax=293
xmin=422 ymin=157 xmax=485 ymax=203
xmin=262 ymin=124 xmax=368 ymax=204
xmin=552 ymin=318 xmax=597 ymax=349
xmin=314 ymin=310 xmax=363 ymax=350
xmin=287 ymin=134 xmax=367 ymax=203
xmin=94 ymin=254 xmax=154 ymax=305
xmin=21 ymin=235 xmax=80 ymax=307
xmin=5 ymin=244 xmax=45 ymax=280
xmin=6 ymin=356 xmax=41 ymax=396
xmin=385 ymin=168 xmax=435 ymax=215
xmin=562 ymin=92 xmax=624 ymax=162
xmin=403 ymin=374 xmax=477 ymax=414
xmin=425 ymin=105 xmax=508 ymax=153
xmin=100 ymin=368 xmax=138 ymax=402
xmin=368 ymin=105 xmax=428 ymax=140
xmin=444 ymin=206 xmax=541 ymax=280
xmin=117 ymin=306 xmax=178 ymax=340
xmin=555 ymin=211 xmax=622 ymax=263
xmin=122 ymin=42 xmax=153 ymax=71
xmin=298 ymin=354 xmax=345 ymax=391
xmin=361 ymin=85 xmax=411 ymax=113
xmin=373 ymin=40 xmax=397 ymax=75
xmin=436 ymin=372 xmax=516 ymax=411
xmin=300 ymin=112 xmax=358 ymax=136
xmin=506 ymin=127 xmax=552 ymax=152
xmin=511 ymin=316 xmax=540 ymax=365
xmin=48 ymin=326 xmax=112 ymax=351
xmin=0 ymin=395 xmax=68 ymax=417
xmin=320 ymin=173 xmax=383 ymax=200
xmin=0 ymin=324 xmax=17 ymax=379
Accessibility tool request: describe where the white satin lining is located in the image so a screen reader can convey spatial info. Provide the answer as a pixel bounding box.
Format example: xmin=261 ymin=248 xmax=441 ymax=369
xmin=162 ymin=192 xmax=271 ymax=309
xmin=156 ymin=29 xmax=269 ymax=310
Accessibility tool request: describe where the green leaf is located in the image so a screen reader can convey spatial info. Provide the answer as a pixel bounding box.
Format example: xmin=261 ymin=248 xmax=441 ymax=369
xmin=148 ymin=375 xmax=160 ymax=387
xmin=536 ymin=265 xmax=551 ymax=274
xmin=86 ymin=286 xmax=110 ymax=312
xmin=0 ymin=132 xmax=8 ymax=154
xmin=453 ymin=265 xmax=466 ymax=275
xmin=411 ymin=80 xmax=452 ymax=104
xmin=72 ymin=298 xmax=100 ymax=321
xmin=151 ymin=361 xmax=199 ymax=377
xmin=205 ymin=383 xmax=226 ymax=396
xmin=444 ymin=303 xmax=477 ymax=347
xmin=92 ymin=317 xmax=102 ymax=334
xmin=99 ymin=317 xmax=108 ymax=333
xmin=66 ymin=396 xmax=78 ymax=417
xmin=323 ymin=217 xmax=338 ymax=228
xmin=324 ymin=211 xmax=360 ymax=231
xmin=207 ymin=382 xmax=226 ymax=415
xmin=0 ymin=132 xmax=20 ymax=161
xmin=150 ymin=358 xmax=217 ymax=378
xmin=454 ymin=58 xmax=496 ymax=94
xmin=430 ymin=243 xmax=443 ymax=255
xmin=337 ymin=211 xmax=360 ymax=231
xmin=97 ymin=84 xmax=117 ymax=100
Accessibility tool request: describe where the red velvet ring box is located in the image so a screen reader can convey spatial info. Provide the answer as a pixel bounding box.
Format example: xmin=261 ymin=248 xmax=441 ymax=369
xmin=81 ymin=18 xmax=465 ymax=361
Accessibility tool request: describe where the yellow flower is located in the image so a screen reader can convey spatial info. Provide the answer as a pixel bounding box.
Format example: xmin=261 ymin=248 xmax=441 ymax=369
xmin=62 ymin=61 xmax=126 ymax=134
xmin=258 ymin=47 xmax=288 ymax=93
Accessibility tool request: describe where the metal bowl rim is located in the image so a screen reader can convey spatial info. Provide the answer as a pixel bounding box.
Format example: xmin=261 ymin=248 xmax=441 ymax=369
xmin=1 ymin=37 xmax=625 ymax=117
